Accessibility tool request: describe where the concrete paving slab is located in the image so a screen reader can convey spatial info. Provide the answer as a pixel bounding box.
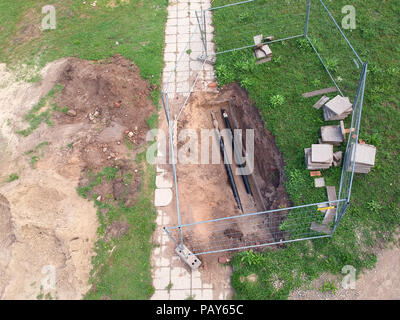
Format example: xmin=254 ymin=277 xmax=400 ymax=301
xmin=326 ymin=186 xmax=337 ymax=204
xmin=325 ymin=95 xmax=352 ymax=115
xmin=311 ymin=144 xmax=333 ymax=164
xmin=314 ymin=177 xmax=326 ymax=188
xmin=351 ymin=143 xmax=376 ymax=166
xmin=155 ymin=188 xmax=173 ymax=207
xmin=156 ymin=173 xmax=173 ymax=188
xmin=321 ymin=125 xmax=344 ymax=145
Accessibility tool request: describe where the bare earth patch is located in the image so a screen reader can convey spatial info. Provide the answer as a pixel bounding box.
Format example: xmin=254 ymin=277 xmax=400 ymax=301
xmin=290 ymin=244 xmax=400 ymax=300
xmin=0 ymin=55 xmax=154 ymax=299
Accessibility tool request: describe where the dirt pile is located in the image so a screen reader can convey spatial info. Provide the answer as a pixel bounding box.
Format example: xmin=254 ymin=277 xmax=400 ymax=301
xmin=0 ymin=55 xmax=154 ymax=299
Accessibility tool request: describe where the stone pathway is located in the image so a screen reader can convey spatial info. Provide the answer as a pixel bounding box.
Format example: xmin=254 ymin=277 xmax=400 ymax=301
xmin=151 ymin=0 xmax=232 ymax=300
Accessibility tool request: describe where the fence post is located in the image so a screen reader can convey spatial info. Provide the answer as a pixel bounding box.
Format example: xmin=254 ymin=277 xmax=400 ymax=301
xmin=195 ymin=10 xmax=207 ymax=60
xmin=203 ymin=10 xmax=208 ymax=57
xmin=304 ymin=0 xmax=311 ymax=36
xmin=166 ymin=91 xmax=184 ymax=247
xmin=331 ymin=201 xmax=348 ymax=236
xmin=347 ymin=62 xmax=368 ymax=202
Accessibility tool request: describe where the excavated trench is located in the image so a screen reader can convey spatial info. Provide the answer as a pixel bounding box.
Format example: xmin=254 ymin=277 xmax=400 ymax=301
xmin=175 ymin=83 xmax=291 ymax=255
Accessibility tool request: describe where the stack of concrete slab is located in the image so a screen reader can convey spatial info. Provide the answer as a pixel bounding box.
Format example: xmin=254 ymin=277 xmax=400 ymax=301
xmin=320 ymin=123 xmax=345 ymax=145
xmin=305 ymin=144 xmax=333 ymax=170
xmin=253 ymin=34 xmax=272 ymax=64
xmin=323 ymin=95 xmax=353 ymax=121
xmin=346 ymin=143 xmax=376 ymax=173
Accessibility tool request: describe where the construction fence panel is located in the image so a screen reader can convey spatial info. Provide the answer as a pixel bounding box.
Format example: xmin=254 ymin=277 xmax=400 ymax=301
xmin=166 ymin=200 xmax=345 ymax=255
xmin=306 ymin=0 xmax=364 ymax=100
xmin=335 ymin=63 xmax=367 ymax=225
xmin=210 ymin=0 xmax=307 ymax=55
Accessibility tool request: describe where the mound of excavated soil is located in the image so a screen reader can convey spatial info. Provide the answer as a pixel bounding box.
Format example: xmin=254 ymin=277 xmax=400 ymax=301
xmin=0 ymin=55 xmax=155 ymax=299
xmin=54 ymin=54 xmax=154 ymax=172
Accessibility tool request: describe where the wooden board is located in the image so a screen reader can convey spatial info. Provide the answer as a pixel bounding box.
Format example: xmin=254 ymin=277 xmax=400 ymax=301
xmin=302 ymin=87 xmax=338 ymax=98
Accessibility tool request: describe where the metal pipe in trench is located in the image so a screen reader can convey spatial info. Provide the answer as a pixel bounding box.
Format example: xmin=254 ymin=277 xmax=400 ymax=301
xmin=211 ymin=112 xmax=243 ymax=212
xmin=221 ymin=109 xmax=253 ymax=196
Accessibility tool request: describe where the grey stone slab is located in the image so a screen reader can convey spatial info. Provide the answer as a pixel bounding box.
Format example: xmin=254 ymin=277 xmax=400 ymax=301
xmin=254 ymin=44 xmax=272 ymax=59
xmin=311 ymin=144 xmax=333 ymax=164
xmin=253 ymin=34 xmax=263 ymax=45
xmin=313 ymin=95 xmax=330 ymax=109
xmin=314 ymin=177 xmax=326 ymax=188
xmin=321 ymin=125 xmax=344 ymax=145
xmin=305 ymin=147 xmax=331 ymax=169
xmin=322 ymin=208 xmax=336 ymax=225
xmin=351 ymin=143 xmax=376 ymax=166
xmin=325 ymin=95 xmax=353 ymax=115
xmin=326 ymin=186 xmax=337 ymax=204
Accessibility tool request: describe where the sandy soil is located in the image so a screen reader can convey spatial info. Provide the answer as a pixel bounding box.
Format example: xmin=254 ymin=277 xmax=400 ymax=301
xmin=290 ymin=243 xmax=400 ymax=300
xmin=0 ymin=55 xmax=154 ymax=299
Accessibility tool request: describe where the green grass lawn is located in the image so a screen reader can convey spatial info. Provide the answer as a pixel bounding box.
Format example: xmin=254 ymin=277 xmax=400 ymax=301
xmin=0 ymin=0 xmax=167 ymax=300
xmin=82 ymin=155 xmax=157 ymax=300
xmin=0 ymin=0 xmax=167 ymax=85
xmin=212 ymin=0 xmax=400 ymax=299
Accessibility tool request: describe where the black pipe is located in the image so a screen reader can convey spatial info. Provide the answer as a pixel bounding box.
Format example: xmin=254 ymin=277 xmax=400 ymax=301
xmin=221 ymin=109 xmax=253 ymax=196
xmin=211 ymin=113 xmax=243 ymax=212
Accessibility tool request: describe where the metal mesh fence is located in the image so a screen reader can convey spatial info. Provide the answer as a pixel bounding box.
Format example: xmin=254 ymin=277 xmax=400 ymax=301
xmin=166 ymin=200 xmax=345 ymax=255
xmin=336 ymin=62 xmax=367 ymax=224
xmin=306 ymin=0 xmax=364 ymax=99
xmin=210 ymin=0 xmax=307 ymax=55
xmin=162 ymin=0 xmax=367 ymax=255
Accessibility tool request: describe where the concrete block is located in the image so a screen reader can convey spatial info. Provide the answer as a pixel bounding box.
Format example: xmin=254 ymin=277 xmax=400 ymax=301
xmin=314 ymin=177 xmax=326 ymax=188
xmin=175 ymin=245 xmax=202 ymax=270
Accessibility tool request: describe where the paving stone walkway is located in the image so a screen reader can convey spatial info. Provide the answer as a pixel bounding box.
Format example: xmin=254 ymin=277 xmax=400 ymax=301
xmin=151 ymin=0 xmax=233 ymax=300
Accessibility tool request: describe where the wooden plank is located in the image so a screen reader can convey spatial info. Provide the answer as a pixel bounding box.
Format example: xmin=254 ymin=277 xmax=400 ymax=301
xmin=326 ymin=186 xmax=337 ymax=205
xmin=310 ymin=222 xmax=331 ymax=234
xmin=302 ymin=87 xmax=338 ymax=98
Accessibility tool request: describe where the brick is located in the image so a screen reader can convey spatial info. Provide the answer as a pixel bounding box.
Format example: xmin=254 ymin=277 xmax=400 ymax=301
xmin=310 ymin=171 xmax=322 ymax=177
